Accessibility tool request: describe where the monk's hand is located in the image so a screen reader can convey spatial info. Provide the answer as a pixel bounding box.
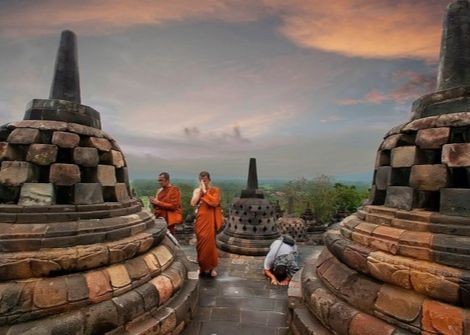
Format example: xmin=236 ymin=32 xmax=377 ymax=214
xmin=271 ymin=278 xmax=279 ymax=285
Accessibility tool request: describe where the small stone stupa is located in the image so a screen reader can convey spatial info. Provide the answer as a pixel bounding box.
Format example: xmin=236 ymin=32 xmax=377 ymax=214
xmin=276 ymin=197 xmax=308 ymax=242
xmin=217 ymin=158 xmax=279 ymax=255
xmin=289 ymin=1 xmax=470 ymax=334
xmin=0 ymin=31 xmax=198 ymax=334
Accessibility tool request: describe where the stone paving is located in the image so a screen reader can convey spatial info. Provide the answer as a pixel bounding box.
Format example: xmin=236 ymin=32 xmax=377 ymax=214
xmin=181 ymin=243 xmax=323 ymax=335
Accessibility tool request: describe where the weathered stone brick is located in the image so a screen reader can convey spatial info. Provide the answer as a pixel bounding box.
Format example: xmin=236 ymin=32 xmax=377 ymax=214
xmin=410 ymin=164 xmax=449 ymax=191
xmin=51 ymin=131 xmax=80 ymax=148
xmin=422 ymin=300 xmax=464 ymax=335
xmin=94 ymin=165 xmax=116 ymax=186
xmin=150 ymin=275 xmax=173 ymax=305
xmin=33 ymin=277 xmax=67 ymax=308
xmin=375 ymin=166 xmax=392 ymax=191
xmin=391 ymin=146 xmax=418 ymax=168
xmin=375 ymin=284 xmax=424 ymax=322
xmin=26 ymin=144 xmax=58 ymax=166
xmin=441 ymin=188 xmax=470 ymax=216
xmin=107 ymin=264 xmax=132 ymax=289
xmin=442 ymin=143 xmax=470 ymax=167
xmin=18 ymin=183 xmax=55 ymax=206
xmin=0 ymin=161 xmax=37 ymax=186
xmin=416 ymin=127 xmax=450 ymax=149
xmin=104 ymin=183 xmax=129 ymax=202
xmin=348 ymin=313 xmax=395 ymax=335
xmin=101 ymin=150 xmax=125 ymax=168
xmin=73 ymin=147 xmax=99 ymax=167
xmin=0 ymin=142 xmax=22 ymax=160
xmin=49 ymin=163 xmax=80 ymax=186
xmin=74 ymin=183 xmax=103 ymax=204
xmin=84 ymin=137 xmax=112 ymax=152
xmin=385 ymin=186 xmax=414 ymax=210
xmin=7 ymin=128 xmax=40 ymax=144
xmin=85 ymin=270 xmax=112 ymax=303
xmin=112 ymin=290 xmax=145 ymax=324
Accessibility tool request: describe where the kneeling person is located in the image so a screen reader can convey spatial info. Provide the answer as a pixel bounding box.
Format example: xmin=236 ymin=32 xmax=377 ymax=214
xmin=264 ymin=234 xmax=299 ymax=286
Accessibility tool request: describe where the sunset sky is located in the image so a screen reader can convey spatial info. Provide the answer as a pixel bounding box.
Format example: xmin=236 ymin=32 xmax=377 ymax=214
xmin=0 ymin=0 xmax=451 ymax=181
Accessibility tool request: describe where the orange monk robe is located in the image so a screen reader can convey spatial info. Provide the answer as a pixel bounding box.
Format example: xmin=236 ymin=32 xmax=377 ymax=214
xmin=195 ymin=187 xmax=220 ymax=272
xmin=153 ymin=185 xmax=182 ymax=234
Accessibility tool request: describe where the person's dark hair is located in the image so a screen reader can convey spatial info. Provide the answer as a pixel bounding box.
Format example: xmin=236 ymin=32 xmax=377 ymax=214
xmin=199 ymin=171 xmax=211 ymax=181
xmin=159 ymin=172 xmax=170 ymax=181
xmin=272 ymin=265 xmax=288 ymax=281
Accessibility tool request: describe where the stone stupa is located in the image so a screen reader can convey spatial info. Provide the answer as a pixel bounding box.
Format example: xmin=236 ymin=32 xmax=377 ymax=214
xmin=0 ymin=30 xmax=198 ymax=335
xmin=289 ymin=1 xmax=470 ymax=334
xmin=276 ymin=197 xmax=308 ymax=242
xmin=216 ymin=158 xmax=279 ymax=255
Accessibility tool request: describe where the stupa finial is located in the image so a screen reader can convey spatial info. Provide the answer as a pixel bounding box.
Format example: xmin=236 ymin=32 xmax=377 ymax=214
xmin=437 ymin=0 xmax=470 ymax=90
xmin=49 ymin=30 xmax=81 ymax=103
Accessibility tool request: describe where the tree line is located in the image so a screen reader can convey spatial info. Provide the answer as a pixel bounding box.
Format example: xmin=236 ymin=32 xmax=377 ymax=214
xmin=131 ymin=176 xmax=369 ymax=224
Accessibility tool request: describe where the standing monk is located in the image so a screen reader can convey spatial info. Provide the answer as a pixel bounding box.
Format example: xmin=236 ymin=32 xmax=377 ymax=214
xmin=150 ymin=172 xmax=182 ymax=235
xmin=191 ymin=171 xmax=220 ymax=278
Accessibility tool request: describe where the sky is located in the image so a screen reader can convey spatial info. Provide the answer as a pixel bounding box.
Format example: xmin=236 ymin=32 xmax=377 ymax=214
xmin=0 ymin=0 xmax=452 ymax=182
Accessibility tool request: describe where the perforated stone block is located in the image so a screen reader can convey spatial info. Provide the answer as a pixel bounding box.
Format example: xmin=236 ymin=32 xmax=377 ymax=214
xmin=384 ymin=186 xmax=414 ymax=211
xmin=26 ymin=144 xmax=58 ymax=165
xmin=19 ymin=183 xmax=55 ymax=206
xmin=101 ymin=150 xmax=125 ymax=168
xmin=0 ymin=142 xmax=23 ymax=160
xmin=441 ymin=188 xmax=470 ymax=216
xmin=49 ymin=163 xmax=81 ymax=186
xmin=84 ymin=137 xmax=112 ymax=151
xmin=7 ymin=128 xmax=40 ymax=144
xmin=74 ymin=183 xmax=103 ymax=205
xmin=73 ymin=147 xmax=99 ymax=167
xmin=52 ymin=131 xmax=80 ymax=148
xmin=410 ymin=164 xmax=449 ymax=191
xmin=442 ymin=143 xmax=470 ymax=167
xmin=416 ymin=127 xmax=450 ymax=149
xmin=0 ymin=161 xmax=37 ymax=186
xmin=391 ymin=146 xmax=418 ymax=168
xmin=375 ymin=167 xmax=392 ymax=190
xmin=95 ymin=165 xmax=116 ymax=186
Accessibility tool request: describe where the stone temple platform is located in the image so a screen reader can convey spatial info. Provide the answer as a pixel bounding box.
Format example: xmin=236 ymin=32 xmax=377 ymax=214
xmin=288 ymin=2 xmax=470 ymax=334
xmin=0 ymin=31 xmax=198 ymax=334
xmin=182 ymin=243 xmax=323 ymax=335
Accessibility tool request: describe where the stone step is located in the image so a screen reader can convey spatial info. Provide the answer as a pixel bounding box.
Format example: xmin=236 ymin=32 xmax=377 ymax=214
xmin=324 ymin=230 xmax=470 ymax=307
xmin=0 ymin=221 xmax=167 ymax=280
xmin=0 ymin=240 xmax=185 ymax=327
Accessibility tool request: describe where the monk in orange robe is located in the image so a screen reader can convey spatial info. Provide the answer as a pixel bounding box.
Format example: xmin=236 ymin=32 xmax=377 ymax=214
xmin=150 ymin=172 xmax=182 ymax=235
xmin=191 ymin=171 xmax=220 ymax=277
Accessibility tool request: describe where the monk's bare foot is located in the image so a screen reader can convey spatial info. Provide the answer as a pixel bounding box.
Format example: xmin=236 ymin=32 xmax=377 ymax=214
xmin=210 ymin=270 xmax=217 ymax=278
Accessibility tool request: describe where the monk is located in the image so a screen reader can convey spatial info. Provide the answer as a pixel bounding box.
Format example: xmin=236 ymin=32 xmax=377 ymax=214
xmin=191 ymin=171 xmax=220 ymax=278
xmin=149 ymin=172 xmax=182 ymax=235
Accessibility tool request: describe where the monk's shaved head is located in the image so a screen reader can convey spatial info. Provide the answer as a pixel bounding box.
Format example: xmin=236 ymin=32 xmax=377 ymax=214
xmin=159 ymin=172 xmax=170 ymax=181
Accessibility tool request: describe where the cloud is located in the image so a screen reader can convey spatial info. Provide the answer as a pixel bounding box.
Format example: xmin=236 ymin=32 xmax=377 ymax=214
xmin=0 ymin=0 xmax=263 ymax=37
xmin=337 ymin=70 xmax=436 ymax=106
xmin=183 ymin=125 xmax=250 ymax=143
xmin=264 ymin=0 xmax=447 ymax=61
xmin=1 ymin=0 xmax=448 ymax=61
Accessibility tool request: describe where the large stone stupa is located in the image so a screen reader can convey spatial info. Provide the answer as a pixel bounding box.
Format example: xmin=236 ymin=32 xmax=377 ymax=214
xmin=289 ymin=1 xmax=470 ymax=334
xmin=216 ymin=158 xmax=279 ymax=255
xmin=0 ymin=31 xmax=198 ymax=335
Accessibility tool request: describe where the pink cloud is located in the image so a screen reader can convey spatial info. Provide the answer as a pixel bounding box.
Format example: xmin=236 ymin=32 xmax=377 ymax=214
xmin=337 ymin=70 xmax=436 ymax=106
xmin=264 ymin=0 xmax=447 ymax=61
xmin=1 ymin=0 xmax=447 ymax=61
